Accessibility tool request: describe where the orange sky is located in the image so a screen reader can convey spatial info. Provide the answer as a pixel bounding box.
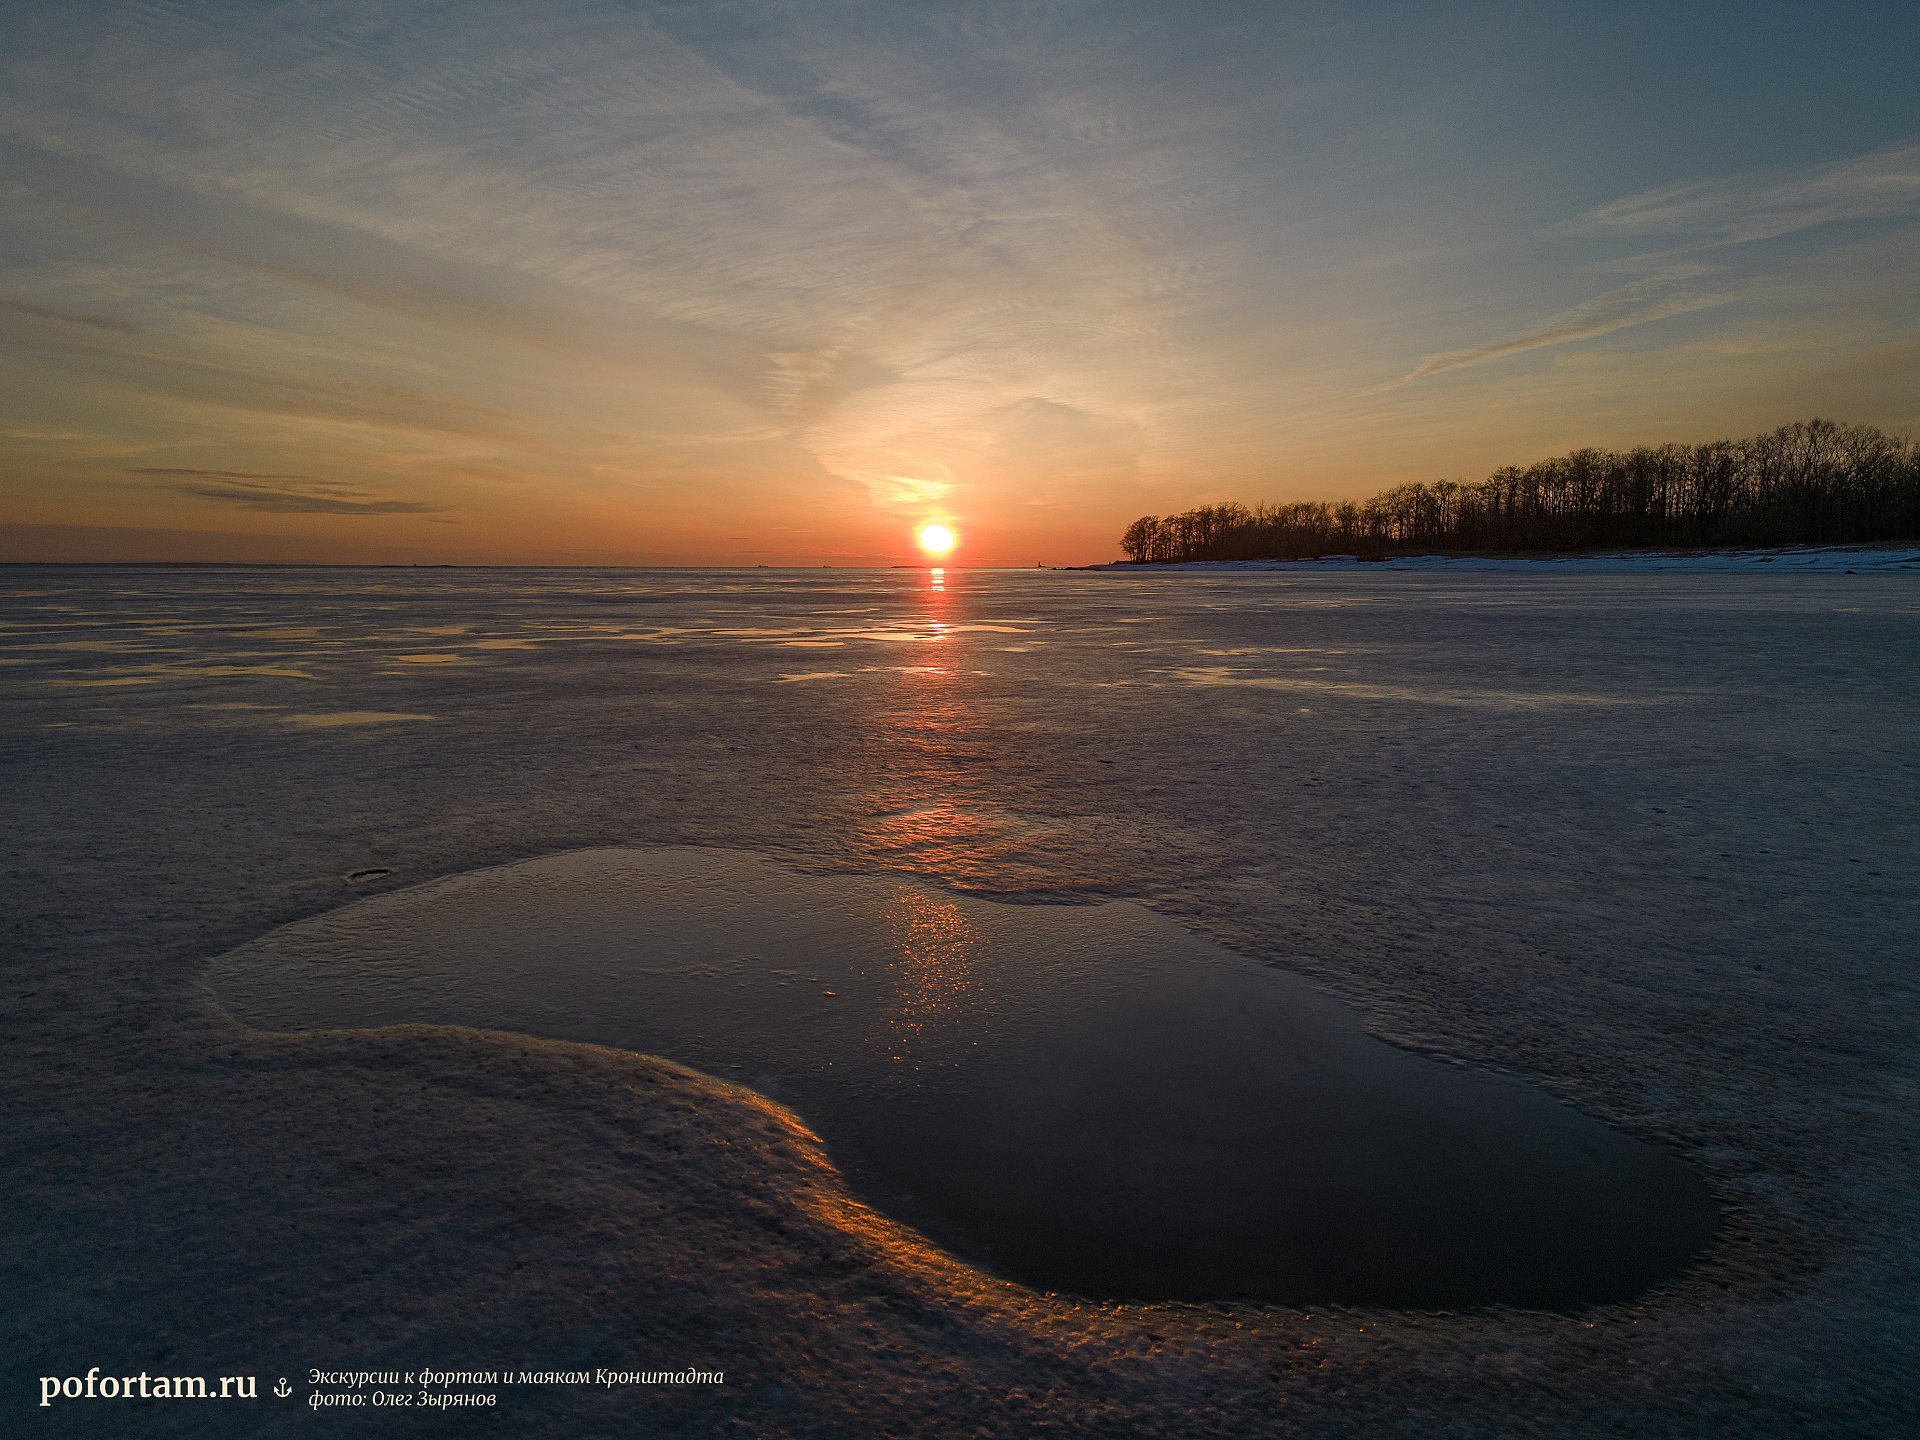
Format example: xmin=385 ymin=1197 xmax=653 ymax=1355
xmin=3 ymin=3 xmax=1917 ymax=565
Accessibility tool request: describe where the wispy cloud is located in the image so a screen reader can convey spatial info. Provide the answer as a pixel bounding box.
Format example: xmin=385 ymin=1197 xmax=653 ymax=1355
xmin=0 ymin=2 xmax=1205 ymax=526
xmin=1 ymin=297 xmax=139 ymax=332
xmin=1383 ymin=141 xmax=1920 ymax=391
xmin=129 ymin=467 xmax=442 ymax=514
xmin=1569 ymin=142 xmax=1920 ymax=249
xmin=1385 ymin=274 xmax=1729 ymax=389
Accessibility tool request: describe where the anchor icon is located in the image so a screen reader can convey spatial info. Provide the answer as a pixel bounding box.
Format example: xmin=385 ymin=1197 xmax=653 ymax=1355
xmin=274 ymin=1378 xmax=292 ymax=1399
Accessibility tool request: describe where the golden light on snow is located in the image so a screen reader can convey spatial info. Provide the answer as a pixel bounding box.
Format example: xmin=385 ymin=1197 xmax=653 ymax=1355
xmin=916 ymin=523 xmax=956 ymax=558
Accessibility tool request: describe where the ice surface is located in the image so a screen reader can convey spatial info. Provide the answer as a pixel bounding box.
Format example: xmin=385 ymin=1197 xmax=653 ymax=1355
xmin=5 ymin=562 xmax=1918 ymax=1435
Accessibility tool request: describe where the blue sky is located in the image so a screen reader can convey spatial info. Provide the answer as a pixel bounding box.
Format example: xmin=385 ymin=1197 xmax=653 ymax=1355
xmin=2 ymin=0 xmax=1916 ymax=562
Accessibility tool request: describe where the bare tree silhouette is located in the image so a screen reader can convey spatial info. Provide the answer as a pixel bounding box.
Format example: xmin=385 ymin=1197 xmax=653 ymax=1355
xmin=1119 ymin=421 xmax=1920 ymax=562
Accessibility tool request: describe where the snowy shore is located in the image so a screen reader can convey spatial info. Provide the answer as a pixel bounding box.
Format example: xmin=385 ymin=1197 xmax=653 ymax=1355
xmin=1088 ymin=544 xmax=1920 ymax=574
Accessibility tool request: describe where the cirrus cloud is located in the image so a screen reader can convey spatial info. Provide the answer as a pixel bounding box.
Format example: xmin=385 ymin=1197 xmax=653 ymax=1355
xmin=129 ymin=467 xmax=444 ymax=514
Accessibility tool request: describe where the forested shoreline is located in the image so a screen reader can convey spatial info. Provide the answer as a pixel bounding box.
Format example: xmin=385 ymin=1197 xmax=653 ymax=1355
xmin=1119 ymin=420 xmax=1920 ymax=562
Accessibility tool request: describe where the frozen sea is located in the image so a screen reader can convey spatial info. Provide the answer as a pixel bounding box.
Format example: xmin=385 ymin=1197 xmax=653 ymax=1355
xmin=4 ymin=562 xmax=1918 ymax=1437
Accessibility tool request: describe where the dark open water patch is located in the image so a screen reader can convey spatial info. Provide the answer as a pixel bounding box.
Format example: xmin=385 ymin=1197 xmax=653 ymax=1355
xmin=207 ymin=847 xmax=1717 ymax=1308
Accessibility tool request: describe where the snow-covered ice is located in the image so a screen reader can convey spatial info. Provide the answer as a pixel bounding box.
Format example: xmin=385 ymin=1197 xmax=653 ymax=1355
xmin=4 ymin=561 xmax=1917 ymax=1436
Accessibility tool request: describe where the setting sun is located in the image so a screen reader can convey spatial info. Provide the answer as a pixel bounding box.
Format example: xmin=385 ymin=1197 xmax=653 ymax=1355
xmin=916 ymin=523 xmax=956 ymax=558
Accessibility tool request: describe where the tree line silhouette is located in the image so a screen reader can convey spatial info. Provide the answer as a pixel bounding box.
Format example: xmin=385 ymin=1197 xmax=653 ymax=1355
xmin=1119 ymin=419 xmax=1920 ymax=562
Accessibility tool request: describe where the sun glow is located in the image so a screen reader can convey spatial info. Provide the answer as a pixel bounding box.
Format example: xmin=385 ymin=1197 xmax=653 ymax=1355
xmin=916 ymin=523 xmax=956 ymax=558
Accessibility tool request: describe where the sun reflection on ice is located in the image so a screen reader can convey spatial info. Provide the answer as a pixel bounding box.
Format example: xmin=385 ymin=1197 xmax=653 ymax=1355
xmin=882 ymin=889 xmax=987 ymax=1067
xmin=851 ymin=567 xmax=1051 ymax=890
